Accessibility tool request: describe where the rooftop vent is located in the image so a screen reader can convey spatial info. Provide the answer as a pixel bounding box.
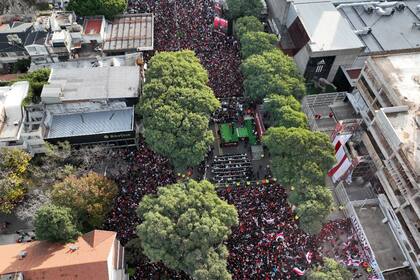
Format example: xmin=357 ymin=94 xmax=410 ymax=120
xmin=18 ymin=250 xmax=27 ymax=260
xmin=354 ymin=27 xmax=372 ymax=35
xmin=69 ymin=245 xmax=78 ymax=252
xmin=413 ymin=22 xmax=420 ymax=30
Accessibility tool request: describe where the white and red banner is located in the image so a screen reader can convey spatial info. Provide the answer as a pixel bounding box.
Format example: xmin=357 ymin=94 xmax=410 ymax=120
xmin=328 ymin=134 xmax=353 ymax=183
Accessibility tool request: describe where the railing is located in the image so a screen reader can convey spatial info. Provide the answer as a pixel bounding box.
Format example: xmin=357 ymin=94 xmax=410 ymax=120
xmin=335 ymin=182 xmax=385 ymax=280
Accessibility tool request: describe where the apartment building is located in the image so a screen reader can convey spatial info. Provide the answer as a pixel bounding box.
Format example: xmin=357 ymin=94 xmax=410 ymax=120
xmin=346 ymin=52 xmax=420 ymax=275
xmin=302 ymin=52 xmax=420 ymax=279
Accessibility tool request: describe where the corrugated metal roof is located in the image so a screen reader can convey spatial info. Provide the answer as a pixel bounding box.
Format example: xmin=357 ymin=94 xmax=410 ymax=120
xmin=47 ymin=107 xmax=134 ymax=139
xmin=103 ymin=13 xmax=154 ymax=52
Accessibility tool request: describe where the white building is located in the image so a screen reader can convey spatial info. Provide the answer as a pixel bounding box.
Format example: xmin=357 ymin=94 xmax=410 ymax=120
xmin=266 ymin=0 xmax=365 ymax=82
xmin=0 ymin=81 xmax=44 ymax=153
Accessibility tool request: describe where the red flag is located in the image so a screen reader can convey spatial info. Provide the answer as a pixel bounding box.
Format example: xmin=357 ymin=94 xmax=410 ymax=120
xmin=293 ymin=267 xmax=305 ymax=276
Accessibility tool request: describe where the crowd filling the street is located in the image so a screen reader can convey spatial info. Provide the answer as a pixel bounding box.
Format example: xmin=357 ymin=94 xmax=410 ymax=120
xmin=0 ymin=0 xmax=406 ymax=279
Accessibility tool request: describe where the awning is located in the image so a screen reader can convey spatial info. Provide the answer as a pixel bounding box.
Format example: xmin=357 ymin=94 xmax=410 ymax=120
xmin=254 ymin=110 xmax=266 ymax=138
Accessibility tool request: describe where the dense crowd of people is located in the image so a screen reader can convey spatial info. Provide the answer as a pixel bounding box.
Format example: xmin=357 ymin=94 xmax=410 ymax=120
xmin=128 ymin=0 xmax=243 ymax=99
xmin=103 ymin=144 xmax=188 ymax=279
xmin=317 ymin=220 xmax=376 ymax=279
xmin=103 ymin=144 xmax=371 ymax=279
xmin=100 ymin=1 xmax=373 ymax=279
xmin=218 ymin=183 xmax=321 ymax=279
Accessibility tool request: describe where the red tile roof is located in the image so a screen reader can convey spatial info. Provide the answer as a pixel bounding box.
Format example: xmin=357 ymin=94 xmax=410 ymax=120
xmin=0 ymin=230 xmax=116 ymax=280
xmin=84 ymin=18 xmax=103 ymax=35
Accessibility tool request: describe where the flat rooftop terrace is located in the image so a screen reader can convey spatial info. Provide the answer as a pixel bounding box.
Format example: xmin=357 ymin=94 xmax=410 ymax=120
xmin=42 ymin=66 xmax=140 ymax=102
xmin=372 ymin=53 xmax=420 ymax=105
xmin=339 ymin=1 xmax=420 ymax=54
xmin=355 ymin=204 xmax=407 ymax=271
xmin=293 ymin=0 xmax=364 ymax=52
xmin=370 ymin=53 xmax=420 ymax=175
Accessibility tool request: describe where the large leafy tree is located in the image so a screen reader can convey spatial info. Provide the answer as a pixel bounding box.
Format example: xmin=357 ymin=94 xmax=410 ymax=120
xmin=241 ymin=50 xmax=306 ymax=102
xmin=226 ymin=0 xmax=263 ymax=19
xmin=307 ymin=258 xmax=352 ymax=280
xmin=0 ymin=148 xmax=31 ymax=214
xmin=240 ymin=32 xmax=277 ymax=58
xmin=234 ymin=16 xmax=264 ymax=40
xmin=138 ymin=51 xmax=220 ymax=171
xmin=67 ymin=0 xmax=127 ymax=19
xmin=136 ymin=180 xmax=238 ymax=280
xmin=34 ymin=205 xmax=79 ymax=243
xmin=296 ymin=200 xmax=331 ymax=234
xmin=264 ymin=94 xmax=307 ymax=128
xmin=51 ymin=171 xmax=118 ymax=231
xmin=263 ymin=127 xmax=335 ymax=186
xmin=290 ymin=184 xmax=333 ymax=234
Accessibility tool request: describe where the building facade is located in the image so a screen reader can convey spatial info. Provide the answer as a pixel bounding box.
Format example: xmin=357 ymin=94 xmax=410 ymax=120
xmin=347 ymin=53 xmax=420 ymax=277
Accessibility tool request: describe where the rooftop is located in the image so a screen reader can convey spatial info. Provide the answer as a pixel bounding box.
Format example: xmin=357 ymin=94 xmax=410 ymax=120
xmin=41 ymin=66 xmax=140 ymax=102
xmin=50 ymin=11 xmax=75 ymax=31
xmin=0 ymin=22 xmax=33 ymax=34
xmin=293 ymin=0 xmax=364 ymax=52
xmin=83 ymin=17 xmax=104 ymax=35
xmin=24 ymin=30 xmax=48 ymax=46
xmin=369 ymin=53 xmax=420 ymax=174
xmin=0 ymin=82 xmax=29 ymax=141
xmin=0 ymin=230 xmax=116 ymax=280
xmin=104 ymin=13 xmax=154 ymax=52
xmin=46 ymin=107 xmax=134 ymax=139
xmin=338 ymin=0 xmax=420 ymax=54
xmin=30 ymin=53 xmax=143 ymax=71
xmin=355 ymin=204 xmax=407 ymax=271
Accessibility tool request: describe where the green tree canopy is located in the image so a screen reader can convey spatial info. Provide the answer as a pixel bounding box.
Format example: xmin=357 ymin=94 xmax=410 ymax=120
xmin=226 ymin=0 xmax=263 ymax=19
xmin=289 ymin=184 xmax=333 ymax=207
xmin=263 ymin=127 xmax=334 ymax=186
xmin=0 ymin=147 xmax=31 ymax=176
xmin=0 ymin=148 xmax=32 ymax=213
xmin=264 ymin=95 xmax=307 ymax=128
xmin=290 ymin=184 xmax=333 ymax=234
xmin=234 ymin=16 xmax=264 ymax=40
xmin=307 ymin=258 xmax=352 ymax=280
xmin=18 ymin=68 xmax=51 ymax=105
xmin=241 ymin=50 xmax=306 ymax=102
xmin=136 ymin=180 xmax=238 ymax=280
xmin=34 ymin=204 xmax=79 ymax=243
xmin=51 ymin=171 xmax=118 ymax=232
xmin=67 ymin=0 xmax=127 ymax=19
xmin=240 ymin=32 xmax=277 ymax=58
xmin=296 ymin=199 xmax=330 ymax=234
xmin=137 ymin=51 xmax=220 ymax=171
